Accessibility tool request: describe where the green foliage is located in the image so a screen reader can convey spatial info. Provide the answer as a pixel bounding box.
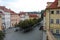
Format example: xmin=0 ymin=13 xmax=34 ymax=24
xmin=0 ymin=31 xmax=5 ymax=40
xmin=40 ymin=10 xmax=45 ymax=20
xmin=16 ymin=19 xmax=39 ymax=29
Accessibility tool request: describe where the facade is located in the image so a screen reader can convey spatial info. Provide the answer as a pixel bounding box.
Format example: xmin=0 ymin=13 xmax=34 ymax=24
xmin=4 ymin=11 xmax=11 ymax=29
xmin=0 ymin=6 xmax=11 ymax=29
xmin=45 ymin=0 xmax=60 ymax=34
xmin=10 ymin=10 xmax=20 ymax=27
xmin=19 ymin=12 xmax=40 ymax=21
xmin=19 ymin=12 xmax=29 ymax=21
xmin=27 ymin=12 xmax=41 ymax=18
xmin=0 ymin=15 xmax=3 ymax=31
xmin=29 ymin=14 xmax=39 ymax=19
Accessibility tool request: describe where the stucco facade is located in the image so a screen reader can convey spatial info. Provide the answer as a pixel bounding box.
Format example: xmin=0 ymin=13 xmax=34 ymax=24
xmin=0 ymin=6 xmax=11 ymax=30
xmin=45 ymin=0 xmax=60 ymax=34
xmin=11 ymin=13 xmax=20 ymax=27
xmin=0 ymin=15 xmax=3 ymax=31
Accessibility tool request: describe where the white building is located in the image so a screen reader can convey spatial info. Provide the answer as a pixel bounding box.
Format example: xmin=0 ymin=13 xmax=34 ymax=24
xmin=19 ymin=12 xmax=29 ymax=21
xmin=4 ymin=12 xmax=11 ymax=29
xmin=0 ymin=6 xmax=11 ymax=29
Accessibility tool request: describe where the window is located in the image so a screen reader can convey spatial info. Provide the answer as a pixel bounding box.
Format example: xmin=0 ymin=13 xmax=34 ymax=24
xmin=51 ymin=11 xmax=54 ymax=14
xmin=56 ymin=10 xmax=59 ymax=14
xmin=0 ymin=11 xmax=3 ymax=13
xmin=56 ymin=19 xmax=59 ymax=24
xmin=56 ymin=29 xmax=59 ymax=34
xmin=59 ymin=20 xmax=60 ymax=24
xmin=50 ymin=29 xmax=53 ymax=33
xmin=50 ymin=19 xmax=54 ymax=24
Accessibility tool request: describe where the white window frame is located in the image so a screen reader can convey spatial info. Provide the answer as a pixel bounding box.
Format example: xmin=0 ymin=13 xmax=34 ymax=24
xmin=50 ymin=19 xmax=54 ymax=24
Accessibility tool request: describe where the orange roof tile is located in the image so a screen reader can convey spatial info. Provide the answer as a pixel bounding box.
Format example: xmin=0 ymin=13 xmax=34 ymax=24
xmin=0 ymin=6 xmax=10 ymax=12
xmin=29 ymin=14 xmax=38 ymax=17
xmin=0 ymin=6 xmax=17 ymax=15
xmin=9 ymin=9 xmax=17 ymax=15
xmin=46 ymin=0 xmax=59 ymax=9
xmin=19 ymin=12 xmax=26 ymax=16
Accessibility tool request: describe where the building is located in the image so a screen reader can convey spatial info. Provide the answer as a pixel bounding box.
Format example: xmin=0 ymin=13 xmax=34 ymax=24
xmin=0 ymin=15 xmax=3 ymax=31
xmin=45 ymin=0 xmax=60 ymax=34
xmin=19 ymin=12 xmax=41 ymax=21
xmin=27 ymin=12 xmax=41 ymax=18
xmin=0 ymin=6 xmax=11 ymax=29
xmin=29 ymin=14 xmax=39 ymax=19
xmin=10 ymin=10 xmax=20 ymax=27
xmin=19 ymin=12 xmax=29 ymax=21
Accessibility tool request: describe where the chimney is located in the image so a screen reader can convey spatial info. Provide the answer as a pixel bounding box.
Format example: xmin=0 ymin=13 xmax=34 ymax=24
xmin=58 ymin=0 xmax=60 ymax=7
xmin=46 ymin=2 xmax=52 ymax=7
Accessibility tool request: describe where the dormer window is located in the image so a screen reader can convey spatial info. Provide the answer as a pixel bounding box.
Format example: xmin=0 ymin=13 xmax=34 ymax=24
xmin=50 ymin=11 xmax=54 ymax=14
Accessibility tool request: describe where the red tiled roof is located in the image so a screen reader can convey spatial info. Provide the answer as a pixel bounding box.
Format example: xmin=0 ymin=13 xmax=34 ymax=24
xmin=0 ymin=6 xmax=17 ymax=15
xmin=46 ymin=0 xmax=59 ymax=9
xmin=19 ymin=12 xmax=26 ymax=16
xmin=0 ymin=6 xmax=10 ymax=12
xmin=29 ymin=14 xmax=38 ymax=17
xmin=9 ymin=9 xmax=17 ymax=15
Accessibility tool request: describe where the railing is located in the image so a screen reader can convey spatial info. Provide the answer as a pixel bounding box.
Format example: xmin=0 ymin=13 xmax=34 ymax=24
xmin=46 ymin=30 xmax=57 ymax=40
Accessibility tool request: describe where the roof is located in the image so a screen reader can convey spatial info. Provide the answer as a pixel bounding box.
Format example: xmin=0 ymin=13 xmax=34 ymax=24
xmin=29 ymin=14 xmax=38 ymax=17
xmin=46 ymin=0 xmax=59 ymax=9
xmin=0 ymin=6 xmax=17 ymax=15
xmin=0 ymin=6 xmax=10 ymax=12
xmin=9 ymin=9 xmax=17 ymax=15
xmin=19 ymin=12 xmax=26 ymax=16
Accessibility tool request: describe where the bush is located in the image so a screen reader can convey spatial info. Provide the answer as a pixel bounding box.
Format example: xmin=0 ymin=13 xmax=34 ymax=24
xmin=0 ymin=31 xmax=5 ymax=40
xmin=15 ymin=18 xmax=42 ymax=30
xmin=16 ymin=19 xmax=38 ymax=29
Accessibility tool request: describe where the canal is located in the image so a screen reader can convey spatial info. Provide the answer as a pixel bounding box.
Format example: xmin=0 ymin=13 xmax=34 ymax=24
xmin=4 ymin=27 xmax=46 ymax=40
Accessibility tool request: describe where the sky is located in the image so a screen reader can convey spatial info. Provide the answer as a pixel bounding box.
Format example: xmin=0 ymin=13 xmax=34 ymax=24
xmin=0 ymin=0 xmax=54 ymax=13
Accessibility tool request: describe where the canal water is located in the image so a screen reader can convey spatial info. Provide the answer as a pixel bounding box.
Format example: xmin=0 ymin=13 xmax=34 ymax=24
xmin=4 ymin=27 xmax=46 ymax=40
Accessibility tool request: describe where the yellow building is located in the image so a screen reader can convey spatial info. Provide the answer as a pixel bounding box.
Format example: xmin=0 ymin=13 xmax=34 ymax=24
xmin=45 ymin=0 xmax=60 ymax=34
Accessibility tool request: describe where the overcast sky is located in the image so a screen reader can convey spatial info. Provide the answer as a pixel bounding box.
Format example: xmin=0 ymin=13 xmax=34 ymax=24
xmin=0 ymin=0 xmax=54 ymax=13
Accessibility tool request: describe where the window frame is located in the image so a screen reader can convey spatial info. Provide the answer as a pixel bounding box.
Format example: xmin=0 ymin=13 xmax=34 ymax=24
xmin=56 ymin=19 xmax=59 ymax=24
xmin=50 ymin=11 xmax=54 ymax=14
xmin=56 ymin=10 xmax=60 ymax=14
xmin=56 ymin=29 xmax=59 ymax=34
xmin=50 ymin=19 xmax=54 ymax=24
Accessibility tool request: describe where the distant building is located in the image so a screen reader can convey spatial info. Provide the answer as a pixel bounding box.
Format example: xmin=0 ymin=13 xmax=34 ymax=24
xmin=19 ymin=12 xmax=41 ymax=21
xmin=10 ymin=10 xmax=20 ymax=27
xmin=45 ymin=0 xmax=60 ymax=34
xmin=29 ymin=14 xmax=39 ymax=19
xmin=27 ymin=12 xmax=41 ymax=18
xmin=19 ymin=12 xmax=29 ymax=21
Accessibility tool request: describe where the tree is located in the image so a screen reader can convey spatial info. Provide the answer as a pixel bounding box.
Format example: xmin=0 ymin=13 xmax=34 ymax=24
xmin=40 ymin=10 xmax=45 ymax=20
xmin=15 ymin=19 xmax=39 ymax=30
xmin=0 ymin=31 xmax=5 ymax=40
